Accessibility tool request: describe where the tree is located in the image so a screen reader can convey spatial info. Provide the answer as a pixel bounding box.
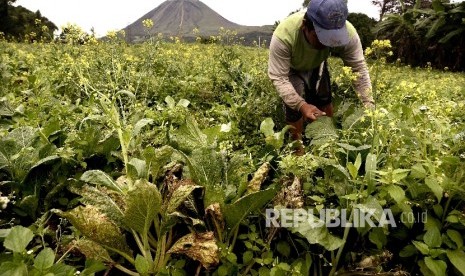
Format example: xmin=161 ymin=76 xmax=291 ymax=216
xmin=371 ymin=0 xmax=432 ymax=19
xmin=0 ymin=1 xmax=57 ymax=41
xmin=374 ymin=0 xmax=465 ymax=71
xmin=347 ymin=13 xmax=377 ymax=49
xmin=0 ymin=0 xmax=12 ymax=32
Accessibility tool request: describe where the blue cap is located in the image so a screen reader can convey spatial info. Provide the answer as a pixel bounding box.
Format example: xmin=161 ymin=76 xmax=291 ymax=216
xmin=307 ymin=0 xmax=349 ymax=47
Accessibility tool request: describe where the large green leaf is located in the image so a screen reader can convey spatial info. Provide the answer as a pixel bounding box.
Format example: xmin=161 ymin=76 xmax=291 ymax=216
xmin=260 ymin=118 xmax=275 ymax=137
xmin=447 ymin=250 xmax=465 ymax=275
xmin=447 ymin=229 xmax=464 ymax=249
xmin=80 ymin=170 xmax=124 ymax=193
xmin=341 ymin=108 xmax=366 ymax=130
xmin=28 ymin=155 xmax=61 ymax=171
xmin=305 ymin=116 xmax=338 ymax=145
xmin=123 ymin=180 xmax=162 ymax=236
xmin=16 ymin=195 xmax=39 ymax=218
xmin=70 ymin=184 xmax=125 ymax=226
xmin=132 ymin=118 xmax=154 ymax=137
xmin=180 ymin=148 xmax=225 ymax=207
xmin=364 ymin=153 xmax=377 ymax=193
xmin=426 ymin=17 xmax=446 ymax=39
xmin=127 ymin=158 xmax=147 ymax=180
xmin=0 ymin=127 xmax=42 ymax=183
xmin=424 ymin=226 xmax=442 ymax=248
xmin=439 ymin=28 xmax=465 ymax=43
xmin=165 ymin=184 xmax=202 ymax=214
xmin=385 ymin=185 xmax=406 ymax=204
xmin=425 ymin=177 xmax=443 ymax=202
xmin=0 ymin=141 xmax=10 ymax=169
xmin=6 ymin=126 xmax=37 ymax=149
xmin=54 ymin=206 xmax=131 ymax=255
xmin=290 ymin=212 xmax=344 ymax=251
xmin=424 ymin=257 xmax=447 ymax=276
xmin=410 ymin=163 xmax=427 ymax=179
xmin=71 ymin=239 xmax=113 ymax=263
xmin=48 ymin=262 xmax=76 ymax=276
xmin=355 ymin=196 xmax=385 ymax=223
xmin=170 ymin=116 xmax=209 ymax=152
xmin=34 ymin=248 xmax=55 ymax=271
xmin=135 ymin=254 xmax=151 ymax=275
xmin=227 ymin=154 xmax=253 ymax=199
xmin=3 ymin=226 xmax=34 ymax=253
xmin=223 ymin=187 xmax=278 ymax=232
xmin=412 ymin=241 xmax=430 ymax=255
xmin=143 ymin=146 xmax=174 ymax=180
xmin=0 ymin=262 xmax=28 ymax=276
xmin=369 ymin=227 xmax=387 ymax=249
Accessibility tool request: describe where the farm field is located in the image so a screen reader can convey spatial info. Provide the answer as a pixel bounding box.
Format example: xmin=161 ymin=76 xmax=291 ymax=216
xmin=1 ymin=38 xmax=465 ymax=275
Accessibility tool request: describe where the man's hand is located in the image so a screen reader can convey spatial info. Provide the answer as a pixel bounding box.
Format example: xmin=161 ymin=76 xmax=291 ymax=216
xmin=299 ymin=103 xmax=326 ymax=121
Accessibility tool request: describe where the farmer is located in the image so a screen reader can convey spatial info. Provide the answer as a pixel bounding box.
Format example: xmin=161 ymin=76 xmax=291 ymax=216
xmin=268 ymin=0 xmax=375 ymax=155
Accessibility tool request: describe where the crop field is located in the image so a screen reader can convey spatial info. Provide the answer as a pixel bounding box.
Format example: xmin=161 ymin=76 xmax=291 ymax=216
xmin=1 ymin=37 xmax=465 ymax=275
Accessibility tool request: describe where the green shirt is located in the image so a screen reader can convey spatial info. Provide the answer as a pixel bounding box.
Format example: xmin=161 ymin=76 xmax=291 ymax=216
xmin=273 ymin=11 xmax=358 ymax=71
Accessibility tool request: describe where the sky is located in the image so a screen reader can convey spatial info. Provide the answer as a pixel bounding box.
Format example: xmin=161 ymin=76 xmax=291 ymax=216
xmin=13 ymin=0 xmax=381 ymax=37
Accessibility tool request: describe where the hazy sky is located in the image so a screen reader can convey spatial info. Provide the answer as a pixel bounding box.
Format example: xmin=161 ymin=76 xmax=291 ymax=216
xmin=14 ymin=0 xmax=381 ymax=37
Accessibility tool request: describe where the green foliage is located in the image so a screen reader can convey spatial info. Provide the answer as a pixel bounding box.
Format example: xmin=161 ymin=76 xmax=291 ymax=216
xmin=374 ymin=0 xmax=465 ymax=71
xmin=0 ymin=226 xmax=77 ymax=276
xmin=347 ymin=13 xmax=377 ymax=49
xmin=0 ymin=36 xmax=464 ymax=275
xmin=0 ymin=3 xmax=57 ymax=41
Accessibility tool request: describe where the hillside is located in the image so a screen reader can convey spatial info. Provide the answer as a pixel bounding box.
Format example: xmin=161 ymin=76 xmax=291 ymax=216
xmin=123 ymin=0 xmax=273 ymax=44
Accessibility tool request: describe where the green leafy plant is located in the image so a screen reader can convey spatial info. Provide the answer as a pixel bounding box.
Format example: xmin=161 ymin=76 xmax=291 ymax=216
xmin=0 ymin=225 xmax=77 ymax=275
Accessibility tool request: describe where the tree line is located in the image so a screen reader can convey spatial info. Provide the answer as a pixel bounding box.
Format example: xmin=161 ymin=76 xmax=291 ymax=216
xmin=373 ymin=0 xmax=465 ymax=71
xmin=0 ymin=0 xmax=56 ymax=41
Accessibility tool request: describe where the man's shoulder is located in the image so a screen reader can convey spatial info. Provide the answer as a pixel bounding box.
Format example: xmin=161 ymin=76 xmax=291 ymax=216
xmin=273 ymin=11 xmax=305 ymax=46
xmin=275 ymin=11 xmax=305 ymax=34
xmin=345 ymin=21 xmax=359 ymax=39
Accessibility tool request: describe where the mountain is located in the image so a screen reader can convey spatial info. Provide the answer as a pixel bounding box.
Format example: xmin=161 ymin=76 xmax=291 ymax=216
xmin=123 ymin=0 xmax=273 ymax=45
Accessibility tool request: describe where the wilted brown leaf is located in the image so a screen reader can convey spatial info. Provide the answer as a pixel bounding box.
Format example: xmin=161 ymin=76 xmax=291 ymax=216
xmin=54 ymin=206 xmax=131 ymax=255
xmin=273 ymin=176 xmax=304 ymax=208
xmin=71 ymin=239 xmax=113 ymax=263
xmin=205 ymin=203 xmax=224 ymax=233
xmin=167 ymin=232 xmax=219 ymax=269
xmin=246 ymin=162 xmax=271 ymax=194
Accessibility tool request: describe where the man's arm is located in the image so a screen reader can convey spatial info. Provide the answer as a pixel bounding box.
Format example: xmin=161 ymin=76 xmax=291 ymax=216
xmin=338 ymin=30 xmax=375 ymax=107
xmin=268 ymin=35 xmax=307 ymax=111
xmin=268 ymin=35 xmax=327 ymax=120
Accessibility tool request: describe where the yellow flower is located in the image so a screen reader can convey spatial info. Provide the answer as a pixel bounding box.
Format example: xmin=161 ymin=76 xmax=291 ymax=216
xmin=142 ymin=19 xmax=154 ymax=29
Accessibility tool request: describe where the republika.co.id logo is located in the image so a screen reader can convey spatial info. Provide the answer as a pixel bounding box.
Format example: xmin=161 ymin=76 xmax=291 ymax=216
xmin=265 ymin=208 xmax=427 ymax=228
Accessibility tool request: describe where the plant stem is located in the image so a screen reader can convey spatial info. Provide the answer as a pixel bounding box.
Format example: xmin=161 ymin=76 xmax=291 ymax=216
xmin=329 ymin=210 xmax=353 ymax=276
xmin=441 ymin=195 xmax=453 ymax=224
xmin=371 ymin=59 xmax=380 ymax=153
xmin=114 ymin=264 xmax=139 ymax=276
xmin=116 ymin=123 xmax=129 ymax=174
xmin=242 ymin=260 xmax=255 ymax=275
xmin=229 ymin=226 xmax=240 ymax=252
xmin=154 ymin=234 xmax=167 ymax=272
xmin=148 ymin=232 xmax=158 ymax=248
xmin=212 ymin=216 xmax=223 ymax=242
xmin=132 ymin=230 xmax=146 ymax=257
xmin=153 ymin=218 xmax=160 ymax=239
xmin=105 ymin=246 xmax=135 ymax=265
xmin=56 ymin=245 xmax=75 ymax=263
xmin=153 ymin=239 xmax=162 ymax=272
